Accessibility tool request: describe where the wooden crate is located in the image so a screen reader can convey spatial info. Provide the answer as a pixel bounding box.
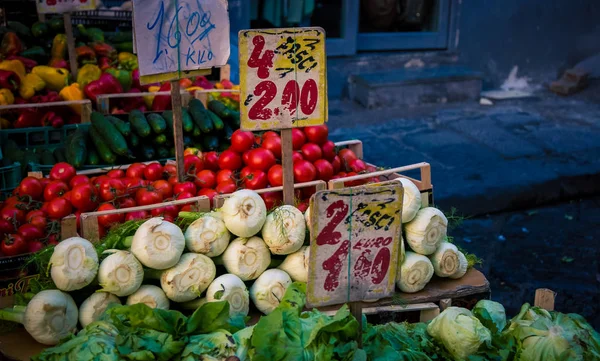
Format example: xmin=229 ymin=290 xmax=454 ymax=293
xmin=96 ymin=91 xmax=193 ymax=115
xmin=0 ymin=100 xmax=92 ymax=124
xmin=194 ymin=88 xmax=240 ymax=108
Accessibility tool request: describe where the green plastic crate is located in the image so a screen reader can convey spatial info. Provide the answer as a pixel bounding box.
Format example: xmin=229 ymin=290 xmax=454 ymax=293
xmin=0 ymin=162 xmax=21 ymax=200
xmin=0 ymin=124 xmax=91 ymax=150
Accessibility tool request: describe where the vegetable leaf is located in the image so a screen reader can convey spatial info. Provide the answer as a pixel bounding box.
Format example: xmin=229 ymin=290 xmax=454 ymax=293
xmin=186 ymin=300 xmax=247 ymax=335
xmin=101 ymin=304 xmax=188 ymax=338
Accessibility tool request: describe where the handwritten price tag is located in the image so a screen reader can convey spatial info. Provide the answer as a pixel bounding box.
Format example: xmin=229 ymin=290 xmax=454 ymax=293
xmin=37 ymin=0 xmax=96 ymax=14
xmin=239 ymin=27 xmax=327 ymax=131
xmin=307 ymin=183 xmax=403 ymax=308
xmin=132 ymin=0 xmax=230 ymax=81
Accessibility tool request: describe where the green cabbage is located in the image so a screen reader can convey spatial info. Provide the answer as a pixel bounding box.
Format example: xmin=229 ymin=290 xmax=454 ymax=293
xmin=426 ymin=307 xmax=492 ymax=360
xmin=180 ymin=330 xmax=237 ymax=361
xmin=472 ymin=300 xmax=507 ymax=334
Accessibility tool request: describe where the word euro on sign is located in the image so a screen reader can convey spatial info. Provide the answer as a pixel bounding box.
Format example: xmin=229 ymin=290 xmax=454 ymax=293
xmin=133 ymin=0 xmax=230 ymax=80
xmin=307 ymin=183 xmax=403 ymax=308
xmin=239 ymin=27 xmax=327 ymax=131
xmin=37 ymin=0 xmax=96 ymax=14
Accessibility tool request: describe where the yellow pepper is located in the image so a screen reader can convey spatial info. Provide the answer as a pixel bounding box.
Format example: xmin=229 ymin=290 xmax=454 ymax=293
xmin=59 ymin=83 xmax=84 ymax=115
xmin=186 ymin=86 xmax=204 ymax=92
xmin=143 ymin=85 xmax=161 ymax=108
xmin=0 ymin=88 xmax=14 ymax=105
xmin=76 ymin=64 xmax=101 ymax=87
xmin=18 ymin=73 xmax=45 ymax=100
xmin=31 ymin=66 xmax=70 ymax=92
xmin=0 ymin=59 xmax=25 ymax=81
xmin=0 ymin=117 xmax=10 ymax=129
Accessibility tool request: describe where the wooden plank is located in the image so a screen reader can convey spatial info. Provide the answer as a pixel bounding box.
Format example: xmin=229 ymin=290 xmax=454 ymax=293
xmin=328 ymin=162 xmax=431 ymax=190
xmin=196 ymin=91 xmax=208 ymax=108
xmin=60 ymin=215 xmax=78 ymax=240
xmin=212 ymin=180 xmax=326 ymax=209
xmin=0 ymin=100 xmax=92 ymax=111
xmin=96 ymin=91 xmax=193 ymax=114
xmin=321 ymin=302 xmax=439 ymax=316
xmin=170 ymin=81 xmax=186 ymax=182
xmin=350 ymin=302 xmax=363 ymax=348
xmin=219 ymin=64 xmax=231 ymax=81
xmin=439 ymin=298 xmax=452 ymax=311
xmin=534 ymin=288 xmax=556 ymax=311
xmin=81 ymin=101 xmax=92 ymax=123
xmin=419 ymin=307 xmax=441 ymax=322
xmin=63 ymin=13 xmax=78 ymax=78
xmin=281 ymin=128 xmax=294 ymax=205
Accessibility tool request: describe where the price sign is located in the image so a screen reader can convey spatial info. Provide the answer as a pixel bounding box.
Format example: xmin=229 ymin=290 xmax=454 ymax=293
xmin=239 ymin=27 xmax=327 ymax=131
xmin=132 ymin=0 xmax=230 ymax=83
xmin=37 ymin=0 xmax=96 ymax=14
xmin=307 ymin=183 xmax=403 ymax=308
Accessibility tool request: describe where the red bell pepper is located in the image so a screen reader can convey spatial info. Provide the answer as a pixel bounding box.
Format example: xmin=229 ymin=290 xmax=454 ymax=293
xmin=14 ymin=109 xmax=40 ymax=128
xmin=151 ymin=82 xmax=172 ymax=111
xmin=83 ymin=73 xmax=123 ymax=104
xmin=76 ymin=46 xmax=96 ymax=64
xmin=92 ymin=43 xmax=117 ymax=60
xmin=6 ymin=56 xmax=37 ymax=72
xmin=49 ymin=58 xmax=68 ymax=69
xmin=120 ymin=88 xmax=145 ymax=112
xmin=192 ymin=76 xmax=214 ymax=89
xmin=0 ymin=69 xmax=20 ymax=91
xmin=98 ymin=57 xmax=112 ymax=71
xmin=41 ymin=111 xmax=64 ymax=128
xmin=131 ymin=68 xmax=141 ymax=90
xmin=1 ymin=32 xmax=22 ymax=57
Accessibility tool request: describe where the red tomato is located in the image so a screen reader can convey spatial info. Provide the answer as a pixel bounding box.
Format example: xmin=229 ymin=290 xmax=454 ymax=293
xmin=71 ymin=183 xmax=98 ymax=211
xmin=194 ymin=170 xmax=217 ymax=189
xmin=314 ymin=159 xmax=334 ymax=181
xmin=261 ymin=192 xmax=283 ymax=210
xmin=292 ymin=152 xmax=304 ymax=164
xmin=107 ymin=169 xmax=125 ymax=179
xmin=348 ymin=159 xmax=367 ymax=173
xmin=152 ymin=180 xmax=173 ymax=199
xmin=197 ymin=188 xmax=218 ymax=201
xmin=26 ymin=210 xmax=45 ymax=221
xmin=230 ymin=130 xmax=255 ymax=153
xmin=331 ymin=172 xmax=347 ymax=180
xmin=267 ymin=165 xmax=283 ymax=187
xmin=240 ymin=166 xmax=252 ymax=181
xmin=203 ymin=151 xmax=220 ymax=171
xmin=99 ymin=179 xmax=126 ymax=202
xmin=49 ymin=163 xmax=76 ymax=183
xmin=69 ymin=175 xmax=90 ymax=188
xmin=244 ymin=170 xmax=268 ymax=190
xmin=301 ymin=186 xmax=317 ymax=199
xmin=62 ymin=191 xmax=72 ymax=203
xmin=321 ymin=141 xmax=336 ymax=161
xmin=242 ymin=150 xmax=251 ymax=165
xmin=151 ymin=205 xmax=179 ymax=219
xmin=125 ymin=210 xmax=148 ymax=221
xmin=167 ymin=176 xmax=179 ymax=186
xmin=1 ymin=234 xmax=27 ymax=256
xmin=173 ymin=181 xmax=196 ymax=195
xmin=262 ymin=135 xmax=282 ymax=159
xmin=304 ymin=125 xmax=329 ymax=145
xmin=17 ymin=224 xmax=44 ymax=242
xmin=19 ymin=177 xmax=43 ymax=200
xmin=291 ymin=128 xmax=306 ymax=150
xmin=293 ymin=160 xmax=317 ymax=183
xmin=218 ymin=150 xmax=243 ymax=170
xmin=136 ymin=188 xmax=163 ymax=206
xmin=262 ymin=131 xmax=279 ymax=140
xmin=43 ymin=180 xmax=68 ymax=202
xmin=331 ymin=156 xmax=342 ymax=174
xmin=216 ymin=169 xmax=234 ymax=184
xmin=38 ymin=177 xmax=52 ymax=190
xmin=29 ymin=216 xmax=47 ymax=230
xmin=216 ymin=180 xmax=237 ymax=194
xmin=28 ymin=241 xmax=45 ymax=253
xmin=97 ymin=203 xmax=124 ymax=228
xmin=296 ymin=201 xmax=309 ymax=213
xmin=176 ymin=191 xmax=195 ymax=200
xmin=185 ymin=155 xmax=205 ymax=174
xmin=301 ymin=143 xmax=323 ymax=163
xmin=344 ymin=172 xmax=367 ymax=187
xmin=117 ymin=197 xmax=137 ymax=209
xmin=126 ymin=163 xmax=147 ymax=179
xmin=0 ymin=219 xmax=14 ymax=236
xmin=338 ymin=149 xmax=358 ymax=169
xmin=46 ymin=233 xmax=59 ymax=246
xmin=47 ymin=198 xmax=72 ymax=220
xmin=163 ymin=163 xmax=177 ymax=178
xmin=247 ymin=148 xmax=276 ymax=171
xmin=124 ymin=177 xmax=145 ymax=193
xmin=39 ymin=202 xmax=50 ymax=216
xmin=92 ymin=175 xmax=111 ymax=187
xmin=143 ymin=163 xmax=164 ymax=181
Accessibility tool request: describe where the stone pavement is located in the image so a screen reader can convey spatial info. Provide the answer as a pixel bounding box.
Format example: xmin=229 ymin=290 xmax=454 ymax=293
xmin=327 ymin=83 xmax=600 ymax=215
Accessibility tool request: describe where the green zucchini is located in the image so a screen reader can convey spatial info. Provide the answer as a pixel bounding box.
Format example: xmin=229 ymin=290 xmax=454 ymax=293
xmin=89 ymin=126 xmax=116 ymax=164
xmin=40 ymin=150 xmax=55 ymax=165
xmin=53 ymin=148 xmax=67 ymax=163
xmin=129 ymin=109 xmax=152 ymax=137
xmin=106 ymin=115 xmax=131 ymax=137
xmin=129 ymin=132 xmax=140 ymax=148
xmin=192 ymin=125 xmax=202 ymax=138
xmin=227 ymin=110 xmax=241 ymax=128
xmin=153 ymin=134 xmax=167 ymax=145
xmin=139 ymin=144 xmax=156 ymax=161
xmin=206 ymin=110 xmax=224 ymax=130
xmin=86 ymin=148 xmax=100 ymax=165
xmin=207 ymin=100 xmax=232 ymax=119
xmin=91 ymin=112 xmax=129 ymax=156
xmin=183 ymin=135 xmax=193 ymax=148
xmin=202 ymin=135 xmax=219 ymax=151
xmin=147 ymin=113 xmax=167 ymax=134
xmin=188 ymin=98 xmax=213 ymax=133
xmin=156 ymin=147 xmax=170 ymax=159
xmin=223 ymin=123 xmax=234 ymax=141
xmin=65 ymin=128 xmax=87 ymax=168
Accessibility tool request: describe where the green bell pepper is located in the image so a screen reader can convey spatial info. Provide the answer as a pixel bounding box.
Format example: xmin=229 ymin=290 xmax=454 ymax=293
xmin=20 ymin=46 xmax=47 ymax=63
xmin=31 ymin=22 xmax=49 ymax=38
xmin=104 ymin=68 xmax=132 ymax=91
xmin=77 ymin=24 xmax=104 ymax=43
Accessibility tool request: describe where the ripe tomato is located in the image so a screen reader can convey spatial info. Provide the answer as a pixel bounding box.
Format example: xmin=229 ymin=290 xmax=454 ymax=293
xmin=216 ymin=180 xmax=236 ymax=194
xmin=136 ymin=188 xmax=163 ymax=206
xmin=38 ymin=178 xmax=51 ymax=190
xmin=262 ymin=135 xmax=282 ymax=159
xmin=240 ymin=166 xmax=252 ymax=180
xmin=43 ymin=181 xmax=68 ymax=202
xmin=19 ymin=177 xmax=43 ymax=200
xmin=216 ymin=169 xmax=234 ymax=184
xmin=321 ymin=140 xmax=336 ymax=161
xmin=92 ymin=175 xmax=111 ymax=187
xmin=292 ymin=152 xmax=304 ymax=164
xmin=107 ymin=169 xmax=125 ymax=179
xmin=291 ymin=128 xmax=306 ymax=150
xmin=49 ymin=163 xmax=76 ymax=183
xmin=242 ymin=150 xmax=251 ymax=165
xmin=125 ymin=210 xmax=148 ymax=221
xmin=99 ymin=179 xmax=126 ymax=202
xmin=62 ymin=191 xmax=72 ymax=203
xmin=293 ymin=160 xmax=317 ymax=183
xmin=1 ymin=234 xmax=27 ymax=256
xmin=0 ymin=219 xmax=14 ymax=236
xmin=17 ymin=224 xmax=44 ymax=242
xmin=123 ymin=177 xmax=145 ymax=194
xmin=296 ymin=201 xmax=309 ymax=213
xmin=197 ymin=188 xmax=218 ymax=201
xmin=47 ymin=198 xmax=72 ymax=220
xmin=163 ymin=163 xmax=177 ymax=178
xmin=338 ymin=149 xmax=358 ymax=168
xmin=126 ymin=163 xmax=147 ymax=179
xmin=194 ymin=170 xmax=216 ymax=189
xmin=29 ymin=215 xmax=47 ymax=230
xmin=69 ymin=175 xmax=90 ymax=188
xmin=348 ymin=159 xmax=367 ymax=173
xmin=173 ymin=181 xmax=196 ymax=195
xmin=97 ymin=203 xmax=124 ymax=228
xmin=314 ymin=159 xmax=334 ymax=181
xmin=184 ymin=155 xmax=204 ymax=174
xmin=184 ymin=147 xmax=202 ymax=157
xmin=331 ymin=156 xmax=342 ymax=174
xmin=344 ymin=172 xmax=367 ymax=187
xmin=366 ymin=165 xmax=378 ymax=173
xmin=304 ymin=125 xmax=328 ymax=145
xmin=301 ymin=143 xmax=323 ymax=163
xmin=117 ymin=197 xmax=137 ymax=209
xmin=152 ymin=180 xmax=173 ymax=199
xmin=26 ymin=210 xmax=45 ymax=221
xmin=71 ymin=183 xmax=98 ymax=211
xmin=46 ymin=233 xmax=59 ymax=246
xmin=151 ymin=205 xmax=179 ymax=219
xmin=244 ymin=170 xmax=268 ymax=190
xmin=301 ymin=186 xmax=318 ymax=199
xmin=167 ymin=175 xmax=179 ymax=186
xmin=262 ymin=131 xmax=279 ymax=140
xmin=247 ymin=148 xmax=276 ymax=171
xmin=230 ymin=130 xmax=255 ymax=153
xmin=28 ymin=241 xmax=44 ymax=253
xmin=267 ymin=165 xmax=283 ymax=187
xmin=203 ymin=151 xmax=220 ymax=171
xmin=176 ymin=191 xmax=195 ymax=200
xmin=218 ymin=150 xmax=243 ymax=170
xmin=261 ymin=192 xmax=283 ymax=210
xmin=144 ymin=163 xmax=164 ymax=181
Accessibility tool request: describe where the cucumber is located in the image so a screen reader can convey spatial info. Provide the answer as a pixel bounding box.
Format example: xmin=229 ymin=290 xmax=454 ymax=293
xmin=227 ymin=110 xmax=241 ymax=128
xmin=129 ymin=132 xmax=140 ymax=148
xmin=53 ymin=148 xmax=67 ymax=163
xmin=192 ymin=125 xmax=202 ymax=138
xmin=65 ymin=128 xmax=87 ymax=168
xmin=91 ymin=112 xmax=129 ymax=156
xmin=129 ymin=109 xmax=152 ymax=137
xmin=202 ymin=135 xmax=219 ymax=151
xmin=139 ymin=144 xmax=155 ymax=161
xmin=153 ymin=134 xmax=167 ymax=145
xmin=40 ymin=150 xmax=55 ymax=165
xmin=207 ymin=100 xmax=232 ymax=119
xmin=106 ymin=116 xmax=131 ymax=137
xmin=161 ymin=110 xmax=175 ymax=137
xmin=183 ymin=135 xmax=193 ymax=148
xmin=147 ymin=113 xmax=167 ymax=134
xmin=181 ymin=108 xmax=194 ymax=133
xmin=206 ymin=110 xmax=224 ymax=130
xmin=188 ymin=98 xmax=213 ymax=133
xmin=86 ymin=148 xmax=100 ymax=165
xmin=89 ymin=126 xmax=116 ymax=164
xmin=223 ymin=123 xmax=234 ymax=141
xmin=156 ymin=147 xmax=170 ymax=159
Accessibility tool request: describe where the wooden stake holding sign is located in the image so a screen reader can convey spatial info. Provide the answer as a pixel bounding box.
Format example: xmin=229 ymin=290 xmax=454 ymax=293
xmin=132 ymin=0 xmax=230 ymax=182
xmin=239 ymin=27 xmax=327 ymax=205
xmin=307 ymin=183 xmax=404 ymax=346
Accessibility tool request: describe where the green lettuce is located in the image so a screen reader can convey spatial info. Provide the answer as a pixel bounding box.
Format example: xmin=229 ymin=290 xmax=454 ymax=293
xmin=473 ymin=300 xmax=507 ymax=334
xmin=234 ymin=325 xmax=254 ymax=361
xmin=180 ymin=330 xmax=237 ymax=361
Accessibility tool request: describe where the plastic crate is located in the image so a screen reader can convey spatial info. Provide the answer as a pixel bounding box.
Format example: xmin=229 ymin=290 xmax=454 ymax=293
xmin=0 ymin=162 xmax=21 ymax=200
xmin=0 ymin=124 xmax=91 ymax=150
xmin=71 ymin=9 xmax=132 ymax=31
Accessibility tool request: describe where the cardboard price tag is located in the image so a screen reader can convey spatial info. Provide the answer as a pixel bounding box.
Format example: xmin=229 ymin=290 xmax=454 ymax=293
xmin=239 ymin=27 xmax=327 ymax=131
xmin=37 ymin=0 xmax=96 ymax=14
xmin=307 ymin=183 xmax=403 ymax=308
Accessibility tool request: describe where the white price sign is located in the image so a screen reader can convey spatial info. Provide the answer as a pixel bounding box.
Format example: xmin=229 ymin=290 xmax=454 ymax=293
xmin=36 ymin=0 xmax=96 ymax=14
xmin=132 ymin=0 xmax=230 ymax=81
